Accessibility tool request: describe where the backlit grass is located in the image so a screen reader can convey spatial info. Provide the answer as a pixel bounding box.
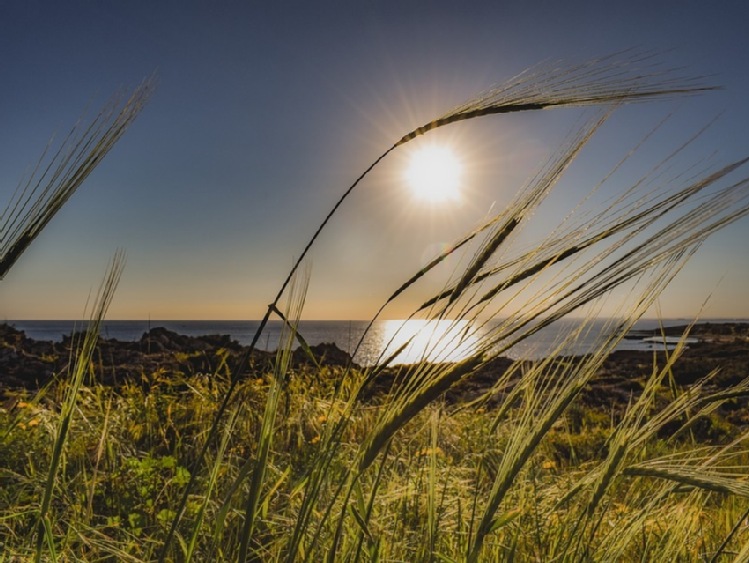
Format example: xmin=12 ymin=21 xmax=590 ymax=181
xmin=2 ymin=347 xmax=749 ymax=561
xmin=3 ymin=53 xmax=749 ymax=561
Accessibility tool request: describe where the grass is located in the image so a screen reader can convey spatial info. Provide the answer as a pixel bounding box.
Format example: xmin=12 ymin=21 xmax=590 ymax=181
xmin=33 ymin=251 xmax=125 ymax=562
xmin=3 ymin=53 xmax=749 ymax=561
xmin=0 ymin=78 xmax=154 ymax=280
xmin=3 ymin=348 xmax=749 ymax=560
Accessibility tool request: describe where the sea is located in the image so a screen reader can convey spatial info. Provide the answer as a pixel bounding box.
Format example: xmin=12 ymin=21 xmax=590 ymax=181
xmin=6 ymin=318 xmax=743 ymax=366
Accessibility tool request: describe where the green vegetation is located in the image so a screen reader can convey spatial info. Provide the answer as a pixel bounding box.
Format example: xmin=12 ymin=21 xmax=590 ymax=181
xmin=3 ymin=334 xmax=749 ymax=561
xmin=3 ymin=54 xmax=749 ymax=561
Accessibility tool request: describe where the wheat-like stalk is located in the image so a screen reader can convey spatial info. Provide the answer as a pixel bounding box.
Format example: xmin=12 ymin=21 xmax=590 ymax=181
xmin=34 ymin=250 xmax=125 ymax=563
xmin=159 ymin=54 xmax=727 ymax=559
xmin=0 ymin=78 xmax=154 ymax=279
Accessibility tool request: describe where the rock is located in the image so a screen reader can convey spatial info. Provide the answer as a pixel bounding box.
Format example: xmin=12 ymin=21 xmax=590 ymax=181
xmin=0 ymin=323 xmax=353 ymax=393
xmin=1 ymin=320 xmax=748 ymax=432
xmin=292 ymin=342 xmax=355 ymax=367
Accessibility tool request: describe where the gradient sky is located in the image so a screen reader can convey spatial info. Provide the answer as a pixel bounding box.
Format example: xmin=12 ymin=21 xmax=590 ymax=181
xmin=1 ymin=0 xmax=749 ymax=320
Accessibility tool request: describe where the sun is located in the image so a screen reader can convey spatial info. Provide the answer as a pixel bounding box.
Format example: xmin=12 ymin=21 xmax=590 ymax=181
xmin=405 ymin=145 xmax=462 ymax=203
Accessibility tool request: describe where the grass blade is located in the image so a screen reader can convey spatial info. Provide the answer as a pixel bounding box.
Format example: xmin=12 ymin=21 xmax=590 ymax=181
xmin=33 ymin=251 xmax=125 ymax=563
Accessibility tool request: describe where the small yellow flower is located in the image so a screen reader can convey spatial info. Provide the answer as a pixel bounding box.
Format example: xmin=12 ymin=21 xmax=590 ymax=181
xmin=27 ymin=417 xmax=41 ymax=428
xmin=317 ymin=414 xmax=327 ymax=424
xmin=541 ymin=460 xmax=557 ymax=470
xmin=310 ymin=435 xmax=321 ymax=445
xmin=16 ymin=401 xmax=30 ymax=409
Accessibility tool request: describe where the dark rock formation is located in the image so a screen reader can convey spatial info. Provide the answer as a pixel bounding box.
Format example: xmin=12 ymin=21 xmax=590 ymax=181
xmin=0 ymin=323 xmax=358 ymax=394
xmin=2 ymin=323 xmax=748 ymax=427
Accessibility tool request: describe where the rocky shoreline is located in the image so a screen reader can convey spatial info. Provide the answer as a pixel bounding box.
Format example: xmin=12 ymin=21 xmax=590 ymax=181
xmin=0 ymin=323 xmax=354 ymax=393
xmin=2 ymin=322 xmax=748 ymax=422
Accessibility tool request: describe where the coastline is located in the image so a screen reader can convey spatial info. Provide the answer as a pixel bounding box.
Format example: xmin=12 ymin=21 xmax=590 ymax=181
xmin=2 ymin=321 xmax=748 ymax=404
xmin=5 ymin=317 xmax=748 ymax=365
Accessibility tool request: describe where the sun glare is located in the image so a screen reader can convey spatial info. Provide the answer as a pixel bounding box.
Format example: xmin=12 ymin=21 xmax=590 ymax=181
xmin=380 ymin=319 xmax=479 ymax=364
xmin=405 ymin=145 xmax=462 ymax=203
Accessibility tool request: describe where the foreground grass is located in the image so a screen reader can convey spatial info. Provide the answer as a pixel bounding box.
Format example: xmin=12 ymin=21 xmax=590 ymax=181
xmin=2 ymin=350 xmax=749 ymax=561
xmin=4 ymin=53 xmax=749 ymax=562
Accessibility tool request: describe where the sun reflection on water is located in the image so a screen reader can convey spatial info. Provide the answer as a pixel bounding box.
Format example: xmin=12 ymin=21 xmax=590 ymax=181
xmin=378 ymin=319 xmax=481 ymax=364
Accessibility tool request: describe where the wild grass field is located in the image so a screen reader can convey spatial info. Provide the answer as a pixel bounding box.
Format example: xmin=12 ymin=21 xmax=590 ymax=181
xmin=3 ymin=321 xmax=749 ymax=561
xmin=3 ymin=54 xmax=749 ymax=562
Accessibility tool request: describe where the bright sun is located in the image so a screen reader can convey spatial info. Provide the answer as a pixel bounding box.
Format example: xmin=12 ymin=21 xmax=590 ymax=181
xmin=405 ymin=145 xmax=462 ymax=203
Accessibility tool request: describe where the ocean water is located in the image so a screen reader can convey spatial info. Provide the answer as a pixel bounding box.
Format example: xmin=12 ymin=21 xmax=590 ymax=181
xmin=5 ymin=317 xmax=735 ymax=365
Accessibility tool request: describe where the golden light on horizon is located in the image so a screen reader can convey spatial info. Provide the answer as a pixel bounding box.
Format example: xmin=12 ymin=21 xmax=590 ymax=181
xmin=405 ymin=145 xmax=462 ymax=203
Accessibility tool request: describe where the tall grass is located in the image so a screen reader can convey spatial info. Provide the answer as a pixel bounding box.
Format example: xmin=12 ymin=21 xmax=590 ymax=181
xmin=158 ymin=55 xmax=727 ymax=556
xmin=0 ymin=78 xmax=154 ymax=279
xmin=3 ymin=54 xmax=749 ymax=561
xmin=212 ymin=54 xmax=748 ymax=561
xmin=33 ymin=250 xmax=125 ymax=562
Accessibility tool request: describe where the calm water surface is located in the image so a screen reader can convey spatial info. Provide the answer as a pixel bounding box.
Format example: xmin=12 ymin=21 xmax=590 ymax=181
xmin=6 ymin=318 xmax=734 ymax=365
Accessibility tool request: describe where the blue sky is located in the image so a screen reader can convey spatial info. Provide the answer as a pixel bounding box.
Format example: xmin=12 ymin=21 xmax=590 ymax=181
xmin=1 ymin=1 xmax=748 ymax=320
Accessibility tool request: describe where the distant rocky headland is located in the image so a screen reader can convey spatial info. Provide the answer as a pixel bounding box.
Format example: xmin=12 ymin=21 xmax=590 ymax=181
xmin=2 ymin=322 xmax=748 ymax=426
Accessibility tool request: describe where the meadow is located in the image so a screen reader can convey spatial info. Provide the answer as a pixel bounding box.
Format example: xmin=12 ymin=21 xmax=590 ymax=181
xmin=3 ymin=322 xmax=749 ymax=561
xmin=3 ymin=54 xmax=749 ymax=561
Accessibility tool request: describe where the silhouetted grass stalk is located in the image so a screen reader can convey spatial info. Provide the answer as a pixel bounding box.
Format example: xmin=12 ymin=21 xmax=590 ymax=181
xmin=237 ymin=265 xmax=310 ymax=562
xmin=33 ymin=251 xmax=125 ymax=563
xmin=33 ymin=55 xmax=742 ymax=561
xmin=160 ymin=52 xmax=719 ymax=557
xmin=0 ymin=81 xmax=154 ymax=279
xmin=467 ymin=267 xmax=687 ymax=560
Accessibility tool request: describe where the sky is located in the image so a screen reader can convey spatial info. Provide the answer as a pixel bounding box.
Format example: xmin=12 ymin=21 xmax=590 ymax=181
xmin=1 ymin=0 xmax=749 ymax=321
